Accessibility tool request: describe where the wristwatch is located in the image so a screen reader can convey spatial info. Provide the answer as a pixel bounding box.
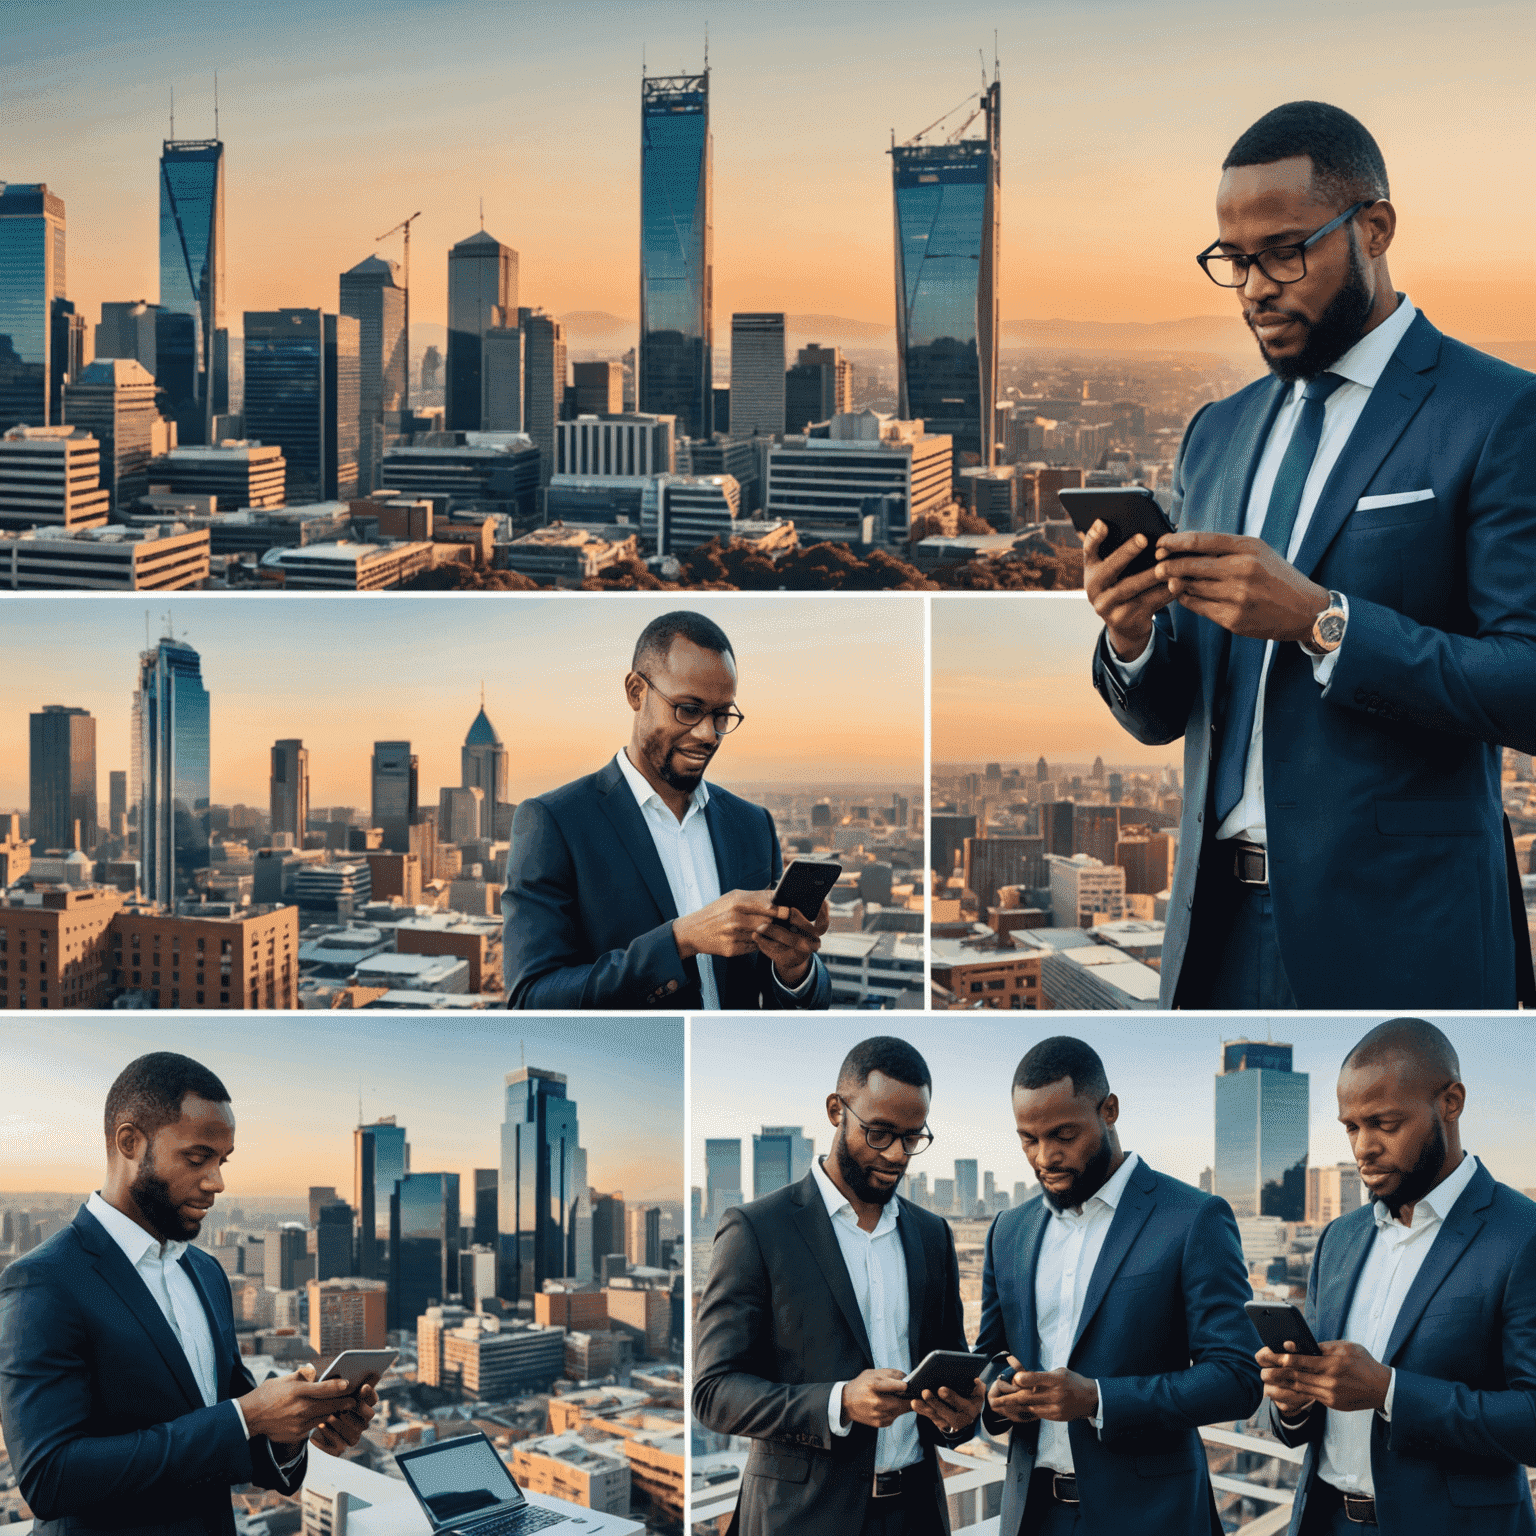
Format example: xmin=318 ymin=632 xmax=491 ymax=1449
xmin=1303 ymin=590 xmax=1347 ymax=655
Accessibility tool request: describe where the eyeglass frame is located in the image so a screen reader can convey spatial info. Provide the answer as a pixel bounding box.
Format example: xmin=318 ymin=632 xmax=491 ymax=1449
xmin=836 ymin=1094 xmax=934 ymax=1156
xmin=1195 ymin=200 xmax=1373 ymax=288
xmin=635 ymin=670 xmax=746 ymax=735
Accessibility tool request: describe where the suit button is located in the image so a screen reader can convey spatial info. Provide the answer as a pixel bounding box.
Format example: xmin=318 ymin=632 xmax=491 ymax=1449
xmin=1196 ymin=811 xmax=1203 ymax=823
xmin=667 ymin=979 xmax=678 ymax=992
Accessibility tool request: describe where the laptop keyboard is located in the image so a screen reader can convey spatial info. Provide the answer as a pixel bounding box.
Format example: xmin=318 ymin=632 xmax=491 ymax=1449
xmin=462 ymin=1508 xmax=566 ymax=1536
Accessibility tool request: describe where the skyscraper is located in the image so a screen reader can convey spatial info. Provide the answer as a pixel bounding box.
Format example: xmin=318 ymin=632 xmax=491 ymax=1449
xmin=29 ymin=705 xmax=96 ymax=853
xmin=133 ymin=637 xmax=210 ymax=906
xmin=499 ymin=1067 xmax=583 ymax=1302
xmin=353 ymin=1115 xmax=409 ymax=1282
xmin=95 ymin=301 xmax=160 ymax=375
xmin=473 ymin=1168 xmax=498 ymax=1247
xmin=446 ymin=230 xmax=518 ymax=432
xmin=1214 ymin=1039 xmax=1309 ymax=1221
xmin=370 ymin=741 xmax=418 ymax=853
xmin=0 ymin=183 xmax=68 ymax=432
xmin=461 ymin=699 xmax=507 ymax=840
xmin=314 ymin=1199 xmax=355 ymax=1282
xmin=390 ymin=1170 xmax=460 ymax=1332
xmin=518 ymin=307 xmax=566 ymax=488
xmin=108 ymin=770 xmax=127 ymax=839
xmin=269 ymin=739 xmax=309 ymax=843
xmin=752 ymin=1126 xmax=813 ymax=1198
xmin=340 ymin=255 xmax=406 ymax=494
xmin=62 ymin=359 xmax=162 ymax=509
xmin=158 ymin=139 xmax=226 ymax=443
xmin=729 ymin=313 xmax=785 ymax=436
xmin=954 ymin=1158 xmax=979 ymax=1216
xmin=639 ymin=70 xmax=713 ymax=440
xmin=590 ymin=1192 xmax=624 ymax=1276
xmin=785 ymin=343 xmax=851 ymax=432
xmin=890 ymin=72 xmax=1001 ymax=468
xmin=704 ymin=1137 xmax=742 ymax=1229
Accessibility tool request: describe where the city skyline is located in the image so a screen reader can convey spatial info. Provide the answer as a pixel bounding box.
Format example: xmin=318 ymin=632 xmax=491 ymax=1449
xmin=0 ymin=594 xmax=923 ymax=810
xmin=6 ymin=0 xmax=1533 ymax=365
xmin=5 ymin=1015 xmax=683 ymax=1201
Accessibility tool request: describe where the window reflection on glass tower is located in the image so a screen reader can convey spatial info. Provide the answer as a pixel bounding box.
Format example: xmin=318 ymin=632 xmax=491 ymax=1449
xmin=390 ymin=1170 xmax=459 ymax=1333
xmin=500 ymin=1067 xmax=583 ymax=1302
xmin=1214 ymin=1039 xmax=1309 ymax=1221
xmin=159 ymin=140 xmax=226 ymax=444
xmin=132 ymin=636 xmax=210 ymax=907
xmin=890 ymin=72 xmax=1000 ymax=469
xmin=639 ymin=70 xmax=713 ymax=441
xmin=354 ymin=1116 xmax=409 ymax=1283
xmin=0 ymin=183 xmax=68 ymax=432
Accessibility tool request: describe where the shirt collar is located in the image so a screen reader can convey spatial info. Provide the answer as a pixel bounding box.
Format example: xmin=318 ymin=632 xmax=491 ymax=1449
xmin=1292 ymin=291 xmax=1418 ymax=398
xmin=1372 ymin=1150 xmax=1478 ymax=1232
xmin=87 ymin=1189 xmax=189 ymax=1266
xmin=1045 ymin=1149 xmax=1140 ymax=1220
xmin=614 ymin=747 xmax=710 ymax=823
xmin=812 ymin=1153 xmax=901 ymax=1235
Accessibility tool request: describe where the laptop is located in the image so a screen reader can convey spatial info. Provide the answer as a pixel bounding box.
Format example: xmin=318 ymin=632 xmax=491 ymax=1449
xmin=395 ymin=1430 xmax=582 ymax=1536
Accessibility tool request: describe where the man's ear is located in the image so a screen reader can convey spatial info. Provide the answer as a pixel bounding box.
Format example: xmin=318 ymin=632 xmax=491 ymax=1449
xmin=112 ymin=1120 xmax=146 ymax=1165
xmin=624 ymin=670 xmax=646 ymax=714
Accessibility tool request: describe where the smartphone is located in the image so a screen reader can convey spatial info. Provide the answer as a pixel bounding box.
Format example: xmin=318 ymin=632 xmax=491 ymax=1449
xmin=1058 ymin=486 xmax=1175 ymax=578
xmin=317 ymin=1347 xmax=399 ymax=1393
xmin=1244 ymin=1301 xmax=1322 ymax=1356
xmin=902 ymin=1349 xmax=991 ymax=1397
xmin=771 ymin=857 xmax=843 ymax=923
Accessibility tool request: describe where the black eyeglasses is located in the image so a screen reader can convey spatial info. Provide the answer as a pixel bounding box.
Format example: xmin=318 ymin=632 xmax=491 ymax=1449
xmin=637 ymin=672 xmax=745 ymax=735
xmin=1196 ymin=200 xmax=1372 ymax=288
xmin=837 ymin=1096 xmax=934 ymax=1155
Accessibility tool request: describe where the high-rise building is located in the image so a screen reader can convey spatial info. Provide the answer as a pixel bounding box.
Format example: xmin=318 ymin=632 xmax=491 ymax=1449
xmin=263 ymin=1224 xmax=311 ymax=1291
xmin=1214 ymin=1039 xmax=1309 ymax=1222
xmin=0 ymin=183 xmax=69 ymax=432
xmin=639 ymin=70 xmax=713 ymax=440
xmin=108 ymin=770 xmax=127 ymax=839
xmin=473 ymin=1167 xmax=498 ymax=1247
xmin=461 ymin=701 xmax=507 ymax=840
xmin=370 ymin=741 xmax=418 ymax=853
xmin=518 ymin=307 xmax=566 ymax=488
xmin=752 ymin=1126 xmax=813 ymax=1198
xmin=500 ymin=1066 xmax=582 ymax=1301
xmin=269 ymin=739 xmax=309 ymax=843
xmin=1306 ymin=1162 xmax=1366 ymax=1226
xmin=481 ymin=325 xmax=524 ymax=432
xmin=890 ymin=74 xmax=1001 ymax=468
xmin=133 ymin=636 xmax=210 ymax=906
xmin=963 ymin=835 xmax=1046 ymax=912
xmin=314 ymin=1199 xmax=353 ymax=1280
xmin=339 ymin=255 xmax=406 ymax=495
xmin=0 ymin=425 xmax=110 ymax=531
xmin=446 ymin=230 xmax=518 ymax=431
xmin=785 ymin=343 xmax=852 ymax=432
xmin=729 ymin=313 xmax=785 ymax=437
xmin=29 ymin=705 xmax=96 ymax=854
xmin=353 ymin=1115 xmax=409 ymax=1281
xmin=389 ymin=1170 xmax=460 ymax=1332
xmin=62 ymin=360 xmax=163 ymax=509
xmin=590 ymin=1192 xmax=624 ymax=1277
xmin=704 ymin=1138 xmax=742 ymax=1229
xmin=95 ymin=301 xmax=160 ymax=376
xmin=158 ymin=139 xmax=226 ymax=442
xmin=954 ymin=1159 xmax=979 ymax=1216
xmin=572 ymin=361 xmax=622 ymax=416
xmin=308 ymin=1277 xmax=387 ymax=1356
xmin=142 ymin=442 xmax=286 ymax=510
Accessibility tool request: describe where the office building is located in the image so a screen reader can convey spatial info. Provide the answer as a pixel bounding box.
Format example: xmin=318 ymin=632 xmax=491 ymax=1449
xmin=339 ymin=254 xmax=406 ymax=495
xmin=447 ymin=229 xmax=518 ymax=431
xmin=963 ymin=835 xmax=1045 ymax=912
xmin=1306 ymin=1161 xmax=1365 ymax=1226
xmin=1115 ymin=831 xmax=1173 ymax=896
xmin=890 ymin=75 xmax=1000 ymax=467
xmin=0 ymin=426 xmax=110 ymax=531
xmin=656 ymin=474 xmax=740 ymax=554
xmin=379 ymin=437 xmax=539 ymax=520
xmin=371 ymin=741 xmax=418 ymax=853
xmin=441 ymin=1315 xmax=566 ymax=1398
xmin=260 ymin=538 xmax=433 ymax=591
xmin=263 ymin=1224 xmax=311 ymax=1291
xmin=481 ymin=324 xmax=523 ymax=432
xmin=308 ymin=1277 xmax=387 ymax=1356
xmin=354 ymin=1116 xmax=408 ymax=1282
xmin=290 ymin=860 xmax=372 ymax=918
xmin=555 ymin=413 xmax=675 ymax=478
xmin=461 ymin=703 xmax=507 ymax=840
xmin=704 ymin=1139 xmax=742 ymax=1231
xmin=0 ymin=885 xmax=122 ymax=1010
xmin=930 ymin=813 xmax=977 ymax=877
xmin=752 ymin=1127 xmax=813 ymax=1198
xmin=639 ymin=71 xmax=713 ymax=439
xmin=62 ymin=360 xmax=163 ymax=509
xmin=572 ymin=361 xmax=622 ymax=415
xmin=108 ymin=904 xmax=299 ymax=1009
xmin=389 ymin=1170 xmax=460 ymax=1332
xmin=108 ymin=770 xmax=127 ymax=838
xmin=729 ymin=313 xmax=785 ymax=436
xmin=518 ymin=307 xmax=565 ymax=487
xmin=472 ymin=1167 xmax=498 ymax=1247
xmin=158 ymin=138 xmax=226 ymax=441
xmin=0 ymin=183 xmax=69 ymax=432
xmin=955 ymin=1159 xmax=978 ymax=1216
xmin=1046 ymin=853 xmax=1126 ymax=928
xmin=95 ymin=301 xmax=160 ymax=375
xmin=785 ymin=343 xmax=852 ymax=432
xmin=417 ymin=1303 xmax=470 ymax=1387
xmin=143 ymin=441 xmax=286 ymax=510
xmin=29 ymin=705 xmax=96 ymax=853
xmin=133 ymin=636 xmax=210 ymax=906
xmin=314 ymin=1199 xmax=353 ymax=1281
xmin=1214 ymin=1039 xmax=1309 ymax=1222
xmin=500 ymin=1066 xmax=583 ymax=1301
xmin=269 ymin=739 xmax=309 ymax=843
xmin=604 ymin=1281 xmax=670 ymax=1359
xmin=677 ymin=432 xmax=758 ymax=512
xmin=591 ymin=1192 xmax=624 ymax=1277
xmin=512 ymin=1434 xmax=631 ymax=1516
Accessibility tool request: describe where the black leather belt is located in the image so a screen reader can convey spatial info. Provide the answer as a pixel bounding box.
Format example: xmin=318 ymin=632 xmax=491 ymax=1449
xmin=871 ymin=1463 xmax=929 ymax=1500
xmin=1029 ymin=1467 xmax=1080 ymax=1505
xmin=1341 ymin=1493 xmax=1377 ymax=1525
xmin=1226 ymin=839 xmax=1268 ymax=888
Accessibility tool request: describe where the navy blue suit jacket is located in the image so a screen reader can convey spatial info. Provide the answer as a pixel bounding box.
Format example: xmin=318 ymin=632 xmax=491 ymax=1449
xmin=501 ymin=756 xmax=831 ymax=1010
xmin=0 ymin=1205 xmax=305 ymax=1535
xmin=1093 ymin=311 xmax=1536 ymax=1008
xmin=975 ymin=1160 xmax=1262 ymax=1535
xmin=1265 ymin=1161 xmax=1536 ymax=1536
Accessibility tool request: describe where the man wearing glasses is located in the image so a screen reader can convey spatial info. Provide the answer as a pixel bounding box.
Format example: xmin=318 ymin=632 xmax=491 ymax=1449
xmin=1087 ymin=99 xmax=1536 ymax=1010
xmin=502 ymin=608 xmax=831 ymax=1009
xmin=694 ymin=1036 xmax=983 ymax=1536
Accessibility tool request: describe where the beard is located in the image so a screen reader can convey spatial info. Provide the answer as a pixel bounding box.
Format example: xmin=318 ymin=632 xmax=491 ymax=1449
xmin=1039 ymin=1123 xmax=1116 ymax=1213
xmin=1377 ymin=1117 xmax=1448 ymax=1219
xmin=641 ymin=726 xmax=715 ymax=793
xmin=1252 ymin=231 xmax=1374 ymax=383
xmin=832 ymin=1127 xmax=901 ymax=1207
xmin=130 ymin=1143 xmax=204 ymax=1242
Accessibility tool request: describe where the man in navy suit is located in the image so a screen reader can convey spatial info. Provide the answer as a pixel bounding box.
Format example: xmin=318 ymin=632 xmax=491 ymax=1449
xmin=1086 ymin=100 xmax=1536 ymax=1008
xmin=975 ymin=1037 xmax=1261 ymax=1535
xmin=0 ymin=1051 xmax=376 ymax=1535
xmin=503 ymin=609 xmax=832 ymax=1009
xmin=1259 ymin=1019 xmax=1536 ymax=1535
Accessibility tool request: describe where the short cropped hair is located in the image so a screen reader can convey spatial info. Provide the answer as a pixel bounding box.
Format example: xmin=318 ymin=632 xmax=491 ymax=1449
xmin=1013 ymin=1037 xmax=1110 ymax=1103
xmin=1342 ymin=1018 xmax=1460 ymax=1090
xmin=631 ymin=611 xmax=735 ymax=674
xmin=1224 ymin=101 xmax=1389 ymax=209
xmin=103 ymin=1052 xmax=230 ymax=1146
xmin=837 ymin=1036 xmax=932 ymax=1093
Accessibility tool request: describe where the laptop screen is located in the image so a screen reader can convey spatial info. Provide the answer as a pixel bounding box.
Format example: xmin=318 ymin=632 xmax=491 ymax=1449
xmin=398 ymin=1434 xmax=527 ymax=1525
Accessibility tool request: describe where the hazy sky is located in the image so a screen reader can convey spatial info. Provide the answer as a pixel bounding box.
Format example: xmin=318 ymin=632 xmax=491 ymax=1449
xmin=691 ymin=1014 xmax=1536 ymax=1197
xmin=932 ymin=593 xmax=1182 ymax=768
xmin=0 ymin=593 xmax=923 ymax=811
xmin=2 ymin=1014 xmax=683 ymax=1201
xmin=6 ymin=0 xmax=1533 ymax=345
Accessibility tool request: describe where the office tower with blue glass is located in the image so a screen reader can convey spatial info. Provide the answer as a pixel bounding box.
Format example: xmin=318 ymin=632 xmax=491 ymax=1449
xmin=354 ymin=1115 xmax=409 ymax=1282
xmin=954 ymin=1158 xmax=979 ymax=1217
xmin=1214 ymin=1039 xmax=1310 ymax=1221
xmin=704 ymin=1137 xmax=742 ymax=1230
xmin=29 ymin=705 xmax=96 ymax=854
xmin=462 ymin=702 xmax=507 ymax=840
xmin=752 ymin=1126 xmax=813 ymax=1199
xmin=0 ymin=183 xmax=68 ymax=432
xmin=340 ymin=255 xmax=406 ymax=494
xmin=390 ymin=1170 xmax=460 ymax=1332
xmin=132 ymin=637 xmax=211 ymax=907
xmin=159 ymin=139 xmax=226 ymax=443
xmin=499 ymin=1066 xmax=583 ymax=1302
xmin=639 ymin=70 xmax=713 ymax=441
xmin=446 ymin=230 xmax=517 ymax=432
xmin=890 ymin=71 xmax=1001 ymax=469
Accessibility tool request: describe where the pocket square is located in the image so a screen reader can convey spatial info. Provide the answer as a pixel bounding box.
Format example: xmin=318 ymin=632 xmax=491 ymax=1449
xmin=1354 ymin=488 xmax=1434 ymax=510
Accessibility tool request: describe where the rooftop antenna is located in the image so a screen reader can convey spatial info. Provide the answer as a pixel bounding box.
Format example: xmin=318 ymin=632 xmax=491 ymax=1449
xmin=994 ymin=29 xmax=999 ymax=78
xmin=520 ymin=1039 xmax=526 ymax=1070
xmin=169 ymin=84 xmax=175 ymax=140
xmin=480 ymin=680 xmax=486 ymax=709
xmin=979 ymin=48 xmax=987 ymax=89
xmin=479 ymin=196 xmax=484 ymax=232
xmin=376 ymin=211 xmax=422 ymax=415
xmin=213 ymin=70 xmax=220 ymax=138
xmin=642 ymin=42 xmax=646 ymax=78
xmin=704 ymin=20 xmax=709 ymax=70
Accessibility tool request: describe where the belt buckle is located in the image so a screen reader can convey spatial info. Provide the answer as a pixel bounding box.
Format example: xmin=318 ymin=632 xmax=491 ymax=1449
xmin=871 ymin=1471 xmax=899 ymax=1499
xmin=1232 ymin=842 xmax=1267 ymax=886
xmin=1052 ymin=1474 xmax=1080 ymax=1506
xmin=1341 ymin=1493 xmax=1376 ymax=1525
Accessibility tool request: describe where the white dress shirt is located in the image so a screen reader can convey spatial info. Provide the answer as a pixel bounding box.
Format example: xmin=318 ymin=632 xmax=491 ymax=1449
xmin=1031 ymin=1151 xmax=1138 ymax=1473
xmin=614 ymin=749 xmax=814 ymax=1007
xmin=1316 ymin=1151 xmax=1480 ymax=1497
xmin=1113 ymin=294 xmax=1419 ymax=845
xmin=815 ymin=1155 xmax=923 ymax=1472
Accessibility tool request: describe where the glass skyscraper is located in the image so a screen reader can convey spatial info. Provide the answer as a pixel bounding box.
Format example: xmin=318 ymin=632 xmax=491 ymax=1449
xmin=29 ymin=704 xmax=96 ymax=855
xmin=704 ymin=1137 xmax=742 ymax=1229
xmin=752 ymin=1126 xmax=813 ymax=1198
xmin=461 ymin=704 xmax=507 ymax=841
xmin=340 ymin=254 xmax=406 ymax=494
xmin=446 ymin=231 xmax=517 ymax=432
xmin=133 ymin=637 xmax=210 ymax=907
xmin=370 ymin=740 xmax=418 ymax=853
xmin=1214 ymin=1039 xmax=1310 ymax=1221
xmin=890 ymin=76 xmax=1000 ymax=468
xmin=353 ymin=1116 xmax=409 ymax=1282
xmin=389 ymin=1170 xmax=459 ymax=1333
xmin=639 ymin=71 xmax=713 ymax=440
xmin=0 ymin=183 xmax=67 ymax=432
xmin=499 ymin=1067 xmax=583 ymax=1302
xmin=158 ymin=139 xmax=226 ymax=443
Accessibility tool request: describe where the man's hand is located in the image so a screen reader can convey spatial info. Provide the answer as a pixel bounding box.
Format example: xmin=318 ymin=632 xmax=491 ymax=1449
xmin=238 ymin=1364 xmax=359 ymax=1458
xmin=1260 ymin=1340 xmax=1391 ymax=1414
xmin=911 ymin=1376 xmax=986 ymax=1434
xmin=841 ymin=1368 xmax=916 ymax=1429
xmin=1256 ymin=1343 xmax=1319 ymax=1418
xmin=673 ymin=891 xmax=791 ymax=962
xmin=755 ymin=902 xmax=824 ymax=988
xmin=1084 ymin=520 xmax=1177 ymax=661
xmin=986 ymin=1359 xmax=1098 ymax=1423
xmin=1154 ymin=531 xmax=1329 ymax=643
xmin=310 ymin=1380 xmax=379 ymax=1457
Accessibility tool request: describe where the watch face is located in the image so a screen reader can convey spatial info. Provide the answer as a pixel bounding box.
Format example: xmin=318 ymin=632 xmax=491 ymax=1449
xmin=1316 ymin=612 xmax=1347 ymax=647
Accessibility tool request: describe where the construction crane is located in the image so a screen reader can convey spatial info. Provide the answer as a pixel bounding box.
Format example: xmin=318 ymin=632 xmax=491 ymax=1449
xmin=377 ymin=211 xmax=423 ymax=415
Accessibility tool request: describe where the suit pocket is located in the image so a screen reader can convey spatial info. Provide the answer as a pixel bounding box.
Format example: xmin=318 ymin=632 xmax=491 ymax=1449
xmin=1375 ymin=799 xmax=1485 ymax=836
xmin=745 ymin=1449 xmax=811 ymax=1482
xmin=1348 ymin=492 xmax=1437 ymax=532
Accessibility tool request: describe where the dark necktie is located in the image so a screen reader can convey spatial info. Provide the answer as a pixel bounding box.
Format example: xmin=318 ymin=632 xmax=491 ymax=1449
xmin=1211 ymin=371 xmax=1346 ymax=825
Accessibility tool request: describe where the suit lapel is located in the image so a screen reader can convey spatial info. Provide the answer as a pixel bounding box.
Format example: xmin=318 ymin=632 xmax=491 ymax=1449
xmin=593 ymin=757 xmax=680 ymax=923
xmin=181 ymin=1249 xmax=234 ymax=1395
xmin=702 ymin=793 xmax=739 ymax=1002
xmin=791 ymin=1172 xmax=874 ymax=1367
xmin=1212 ymin=376 xmax=1288 ymax=537
xmin=897 ymin=1203 xmax=928 ymax=1367
xmin=1317 ymin=1211 xmax=1377 ymax=1342
xmin=1071 ymin=1161 xmax=1155 ymax=1354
